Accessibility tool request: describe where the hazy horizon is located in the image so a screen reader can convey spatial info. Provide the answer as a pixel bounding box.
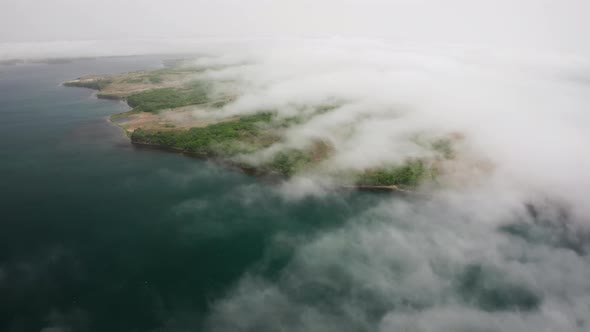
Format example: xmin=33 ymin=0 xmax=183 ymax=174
xmin=2 ymin=0 xmax=590 ymax=54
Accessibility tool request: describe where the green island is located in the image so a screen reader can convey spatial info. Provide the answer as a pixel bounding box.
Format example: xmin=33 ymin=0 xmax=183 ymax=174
xmin=64 ymin=62 xmax=458 ymax=192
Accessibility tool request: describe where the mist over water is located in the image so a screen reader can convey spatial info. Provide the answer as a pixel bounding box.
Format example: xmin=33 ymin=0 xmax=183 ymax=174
xmin=1 ymin=49 xmax=589 ymax=331
xmin=175 ymin=41 xmax=590 ymax=331
xmin=0 ymin=58 xmax=388 ymax=331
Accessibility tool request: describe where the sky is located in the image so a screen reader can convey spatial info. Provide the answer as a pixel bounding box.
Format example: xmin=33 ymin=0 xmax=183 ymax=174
xmin=1 ymin=0 xmax=590 ymax=52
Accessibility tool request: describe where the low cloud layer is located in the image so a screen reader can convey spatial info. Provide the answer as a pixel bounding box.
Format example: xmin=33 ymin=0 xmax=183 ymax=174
xmin=118 ymin=39 xmax=590 ymax=331
xmin=185 ymin=40 xmax=590 ymax=219
xmin=205 ymin=195 xmax=590 ymax=332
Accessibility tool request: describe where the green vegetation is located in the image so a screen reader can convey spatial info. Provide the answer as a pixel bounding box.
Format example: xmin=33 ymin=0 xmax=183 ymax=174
xmin=148 ymin=74 xmax=163 ymax=84
xmin=432 ymin=138 xmax=454 ymax=159
xmin=274 ymin=105 xmax=339 ymax=129
xmin=145 ymin=66 xmax=204 ymax=78
xmin=64 ymin=67 xmax=449 ymax=189
xmin=122 ymin=78 xmax=144 ymax=84
xmin=267 ymin=149 xmax=312 ymax=176
xmin=126 ymin=84 xmax=211 ymax=113
xmin=131 ymin=113 xmax=273 ymax=154
xmin=356 ymin=160 xmax=431 ymax=187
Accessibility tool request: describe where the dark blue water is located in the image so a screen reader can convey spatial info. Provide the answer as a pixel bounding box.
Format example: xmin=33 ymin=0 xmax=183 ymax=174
xmin=0 ymin=57 xmax=382 ymax=331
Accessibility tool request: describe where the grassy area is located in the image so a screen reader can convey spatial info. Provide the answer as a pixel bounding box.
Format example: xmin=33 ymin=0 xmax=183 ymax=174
xmin=130 ymin=108 xmax=436 ymax=184
xmin=356 ymin=160 xmax=431 ymax=187
xmin=263 ymin=140 xmax=333 ymax=176
xmin=121 ymin=78 xmax=144 ymax=84
xmin=148 ymin=74 xmax=163 ymax=84
xmin=126 ymin=84 xmax=211 ymax=113
xmin=267 ymin=149 xmax=313 ymax=176
xmin=131 ymin=113 xmax=273 ymax=154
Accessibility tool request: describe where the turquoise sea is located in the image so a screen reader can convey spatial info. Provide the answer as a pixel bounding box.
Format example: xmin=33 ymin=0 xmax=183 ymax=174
xmin=0 ymin=57 xmax=384 ymax=331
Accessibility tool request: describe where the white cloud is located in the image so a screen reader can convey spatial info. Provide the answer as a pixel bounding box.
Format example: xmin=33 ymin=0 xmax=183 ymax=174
xmin=205 ymin=195 xmax=590 ymax=331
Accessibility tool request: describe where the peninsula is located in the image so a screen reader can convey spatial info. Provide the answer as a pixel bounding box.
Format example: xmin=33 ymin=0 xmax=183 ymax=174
xmin=64 ymin=60 xmax=457 ymax=191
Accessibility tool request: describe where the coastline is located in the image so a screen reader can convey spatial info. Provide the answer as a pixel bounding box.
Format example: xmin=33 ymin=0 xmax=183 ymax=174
xmin=131 ymin=141 xmax=410 ymax=194
xmin=63 ymin=77 xmax=419 ymax=195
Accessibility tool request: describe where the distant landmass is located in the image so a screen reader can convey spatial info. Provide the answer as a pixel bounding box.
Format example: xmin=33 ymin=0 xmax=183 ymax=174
xmin=64 ymin=60 xmax=458 ymax=192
